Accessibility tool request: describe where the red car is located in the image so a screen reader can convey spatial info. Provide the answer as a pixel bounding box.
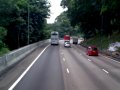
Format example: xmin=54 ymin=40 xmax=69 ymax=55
xmin=86 ymin=46 xmax=98 ymax=56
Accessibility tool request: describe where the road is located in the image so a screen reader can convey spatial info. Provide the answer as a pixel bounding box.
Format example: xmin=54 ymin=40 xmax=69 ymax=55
xmin=1 ymin=40 xmax=120 ymax=90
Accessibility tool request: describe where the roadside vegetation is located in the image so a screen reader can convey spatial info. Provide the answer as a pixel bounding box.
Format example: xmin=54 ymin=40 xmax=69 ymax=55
xmin=81 ymin=32 xmax=120 ymax=51
xmin=60 ymin=0 xmax=120 ymax=39
xmin=0 ymin=48 xmax=9 ymax=56
xmin=1 ymin=0 xmax=120 ymax=56
xmin=0 ymin=0 xmax=50 ymax=56
xmin=59 ymin=0 xmax=120 ymax=53
xmin=0 ymin=27 xmax=9 ymax=56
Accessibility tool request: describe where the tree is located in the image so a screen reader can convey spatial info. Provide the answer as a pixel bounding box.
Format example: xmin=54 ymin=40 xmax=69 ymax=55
xmin=0 ymin=27 xmax=7 ymax=49
xmin=0 ymin=0 xmax=50 ymax=50
xmin=61 ymin=0 xmax=120 ymax=39
xmin=54 ymin=12 xmax=73 ymax=37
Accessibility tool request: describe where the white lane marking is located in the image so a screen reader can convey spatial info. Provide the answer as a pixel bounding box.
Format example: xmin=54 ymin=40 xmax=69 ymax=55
xmin=102 ymin=69 xmax=109 ymax=74
xmin=79 ymin=53 xmax=82 ymax=55
xmin=8 ymin=45 xmax=50 ymax=90
xmin=63 ymin=58 xmax=66 ymax=62
xmin=88 ymin=59 xmax=91 ymax=62
xmin=108 ymin=58 xmax=120 ymax=64
xmin=100 ymin=54 xmax=120 ymax=64
xmin=112 ymin=60 xmax=120 ymax=64
xmin=67 ymin=68 xmax=70 ymax=74
xmin=61 ymin=52 xmax=63 ymax=55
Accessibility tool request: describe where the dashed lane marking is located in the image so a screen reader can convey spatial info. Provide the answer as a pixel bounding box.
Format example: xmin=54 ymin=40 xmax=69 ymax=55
xmin=102 ymin=69 xmax=109 ymax=74
xmin=79 ymin=53 xmax=82 ymax=55
xmin=88 ymin=59 xmax=92 ymax=62
xmin=61 ymin=52 xmax=64 ymax=55
xmin=67 ymin=68 xmax=70 ymax=74
xmin=63 ymin=58 xmax=66 ymax=62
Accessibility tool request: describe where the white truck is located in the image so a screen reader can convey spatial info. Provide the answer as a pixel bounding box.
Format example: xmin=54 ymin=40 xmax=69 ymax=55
xmin=73 ymin=37 xmax=78 ymax=44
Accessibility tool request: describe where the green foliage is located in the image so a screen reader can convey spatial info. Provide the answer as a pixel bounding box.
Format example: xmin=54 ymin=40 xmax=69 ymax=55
xmin=82 ymin=32 xmax=120 ymax=50
xmin=0 ymin=27 xmax=7 ymax=39
xmin=0 ymin=27 xmax=7 ymax=49
xmin=61 ymin=0 xmax=120 ymax=39
xmin=54 ymin=12 xmax=73 ymax=37
xmin=0 ymin=0 xmax=50 ymax=50
xmin=0 ymin=48 xmax=9 ymax=56
xmin=43 ymin=24 xmax=54 ymax=38
xmin=0 ymin=26 xmax=9 ymax=55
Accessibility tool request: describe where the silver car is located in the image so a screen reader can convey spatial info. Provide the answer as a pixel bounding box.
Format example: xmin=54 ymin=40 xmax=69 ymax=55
xmin=64 ymin=41 xmax=71 ymax=47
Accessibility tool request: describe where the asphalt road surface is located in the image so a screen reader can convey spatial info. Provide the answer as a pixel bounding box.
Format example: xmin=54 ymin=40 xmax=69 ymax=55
xmin=3 ymin=40 xmax=120 ymax=90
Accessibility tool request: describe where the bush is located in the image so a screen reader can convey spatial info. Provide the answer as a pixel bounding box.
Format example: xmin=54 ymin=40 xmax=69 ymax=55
xmin=0 ymin=26 xmax=9 ymax=56
xmin=0 ymin=27 xmax=7 ymax=49
xmin=82 ymin=32 xmax=120 ymax=51
xmin=0 ymin=48 xmax=9 ymax=56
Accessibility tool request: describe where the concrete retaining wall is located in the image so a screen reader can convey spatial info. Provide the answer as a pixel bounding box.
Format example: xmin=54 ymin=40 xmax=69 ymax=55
xmin=0 ymin=40 xmax=49 ymax=76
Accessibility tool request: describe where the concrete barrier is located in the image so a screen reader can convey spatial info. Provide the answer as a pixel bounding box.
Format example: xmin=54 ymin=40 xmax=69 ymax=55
xmin=0 ymin=40 xmax=49 ymax=76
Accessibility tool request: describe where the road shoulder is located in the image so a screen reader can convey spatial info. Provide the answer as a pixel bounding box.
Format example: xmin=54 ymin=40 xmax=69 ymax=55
xmin=0 ymin=43 xmax=49 ymax=90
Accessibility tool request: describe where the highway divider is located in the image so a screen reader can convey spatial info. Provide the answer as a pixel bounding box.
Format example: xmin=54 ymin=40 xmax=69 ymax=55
xmin=0 ymin=40 xmax=49 ymax=76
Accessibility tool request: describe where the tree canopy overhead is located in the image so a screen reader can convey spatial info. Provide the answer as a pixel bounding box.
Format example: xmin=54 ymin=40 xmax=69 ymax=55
xmin=0 ymin=0 xmax=50 ymax=50
xmin=61 ymin=0 xmax=120 ymax=39
xmin=49 ymin=11 xmax=74 ymax=38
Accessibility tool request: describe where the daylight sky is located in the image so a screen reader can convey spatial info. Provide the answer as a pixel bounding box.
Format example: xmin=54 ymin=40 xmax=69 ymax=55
xmin=47 ymin=0 xmax=65 ymax=23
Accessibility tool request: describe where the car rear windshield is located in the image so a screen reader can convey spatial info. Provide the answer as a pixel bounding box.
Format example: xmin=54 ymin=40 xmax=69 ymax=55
xmin=65 ymin=41 xmax=70 ymax=44
xmin=93 ymin=48 xmax=97 ymax=50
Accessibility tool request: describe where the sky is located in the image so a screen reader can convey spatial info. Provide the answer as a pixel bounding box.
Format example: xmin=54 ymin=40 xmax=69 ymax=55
xmin=47 ymin=0 xmax=65 ymax=23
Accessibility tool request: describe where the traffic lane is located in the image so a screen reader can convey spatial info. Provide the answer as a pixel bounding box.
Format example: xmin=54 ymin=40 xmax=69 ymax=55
xmin=59 ymin=47 xmax=78 ymax=90
xmin=12 ymin=45 xmax=65 ymax=90
xmin=72 ymin=44 xmax=120 ymax=82
xmin=0 ymin=42 xmax=49 ymax=90
xmin=60 ymin=48 xmax=99 ymax=90
xmin=60 ymin=44 xmax=120 ymax=90
xmin=60 ymin=45 xmax=104 ymax=90
xmin=60 ymin=41 xmax=120 ymax=71
xmin=74 ymin=44 xmax=120 ymax=68
xmin=83 ymin=55 xmax=120 ymax=83
xmin=73 ymin=44 xmax=120 ymax=69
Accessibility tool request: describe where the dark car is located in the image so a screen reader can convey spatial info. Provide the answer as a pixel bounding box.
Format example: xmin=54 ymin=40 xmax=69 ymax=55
xmin=86 ymin=46 xmax=98 ymax=56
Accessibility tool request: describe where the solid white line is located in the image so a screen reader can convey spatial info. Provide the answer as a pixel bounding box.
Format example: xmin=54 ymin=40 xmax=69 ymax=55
xmin=79 ymin=53 xmax=82 ymax=55
xmin=102 ymin=69 xmax=109 ymax=74
xmin=63 ymin=58 xmax=66 ymax=62
xmin=107 ymin=57 xmax=120 ymax=64
xmin=67 ymin=68 xmax=70 ymax=74
xmin=61 ymin=52 xmax=63 ymax=55
xmin=88 ymin=59 xmax=91 ymax=62
xmin=8 ymin=45 xmax=50 ymax=90
xmin=101 ymin=54 xmax=120 ymax=64
xmin=112 ymin=60 xmax=120 ymax=64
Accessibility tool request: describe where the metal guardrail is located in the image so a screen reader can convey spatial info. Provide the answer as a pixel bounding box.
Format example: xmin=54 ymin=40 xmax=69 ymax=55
xmin=0 ymin=40 xmax=49 ymax=75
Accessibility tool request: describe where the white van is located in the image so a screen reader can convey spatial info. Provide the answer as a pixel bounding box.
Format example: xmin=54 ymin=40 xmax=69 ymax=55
xmin=51 ymin=31 xmax=59 ymax=45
